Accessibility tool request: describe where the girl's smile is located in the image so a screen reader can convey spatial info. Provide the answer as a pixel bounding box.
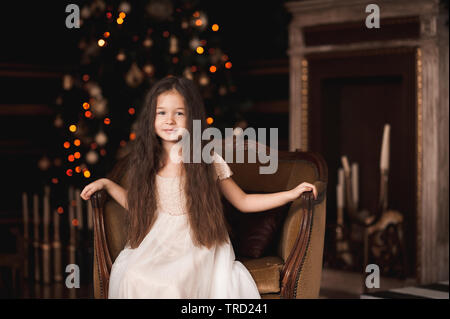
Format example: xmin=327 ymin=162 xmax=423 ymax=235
xmin=163 ymin=128 xmax=178 ymax=133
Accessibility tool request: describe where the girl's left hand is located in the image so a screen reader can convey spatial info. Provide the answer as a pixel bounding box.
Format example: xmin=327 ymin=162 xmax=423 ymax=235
xmin=288 ymin=182 xmax=318 ymax=201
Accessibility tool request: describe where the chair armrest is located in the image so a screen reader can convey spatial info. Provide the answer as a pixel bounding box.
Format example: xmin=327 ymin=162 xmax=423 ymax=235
xmin=280 ymin=180 xmax=327 ymax=298
xmin=312 ymin=181 xmax=326 ymax=205
xmin=91 ymin=190 xmax=113 ymax=299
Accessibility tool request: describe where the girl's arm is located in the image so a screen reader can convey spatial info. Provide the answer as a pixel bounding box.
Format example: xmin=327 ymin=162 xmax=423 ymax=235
xmin=218 ymin=177 xmax=317 ymax=213
xmin=80 ymin=178 xmax=128 ymax=210
xmin=104 ymin=179 xmax=128 ymax=210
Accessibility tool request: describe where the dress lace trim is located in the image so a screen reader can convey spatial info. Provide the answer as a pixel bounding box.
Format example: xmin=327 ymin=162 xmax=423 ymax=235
xmin=212 ymin=152 xmax=234 ymax=180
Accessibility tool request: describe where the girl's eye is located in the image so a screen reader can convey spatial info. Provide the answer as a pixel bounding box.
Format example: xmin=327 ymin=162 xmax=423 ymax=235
xmin=157 ymin=111 xmax=165 ymax=115
xmin=176 ymin=112 xmax=184 ymax=116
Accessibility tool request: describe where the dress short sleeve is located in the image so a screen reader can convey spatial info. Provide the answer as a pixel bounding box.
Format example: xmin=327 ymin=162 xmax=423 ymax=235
xmin=213 ymin=152 xmax=233 ymax=181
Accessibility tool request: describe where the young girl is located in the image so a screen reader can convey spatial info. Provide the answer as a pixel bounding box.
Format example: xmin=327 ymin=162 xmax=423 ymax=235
xmin=80 ymin=76 xmax=317 ymax=299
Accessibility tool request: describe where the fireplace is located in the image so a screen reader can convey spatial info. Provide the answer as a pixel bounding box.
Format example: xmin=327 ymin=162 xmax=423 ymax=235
xmin=286 ymin=0 xmax=448 ymax=284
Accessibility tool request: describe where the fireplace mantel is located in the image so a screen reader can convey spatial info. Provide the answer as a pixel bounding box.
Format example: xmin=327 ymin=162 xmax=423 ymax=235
xmin=286 ymin=0 xmax=448 ymax=284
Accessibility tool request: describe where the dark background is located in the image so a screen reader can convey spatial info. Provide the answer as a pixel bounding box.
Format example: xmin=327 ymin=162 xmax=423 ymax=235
xmin=1 ymin=1 xmax=290 ymax=68
xmin=0 ymin=0 xmax=292 ymax=240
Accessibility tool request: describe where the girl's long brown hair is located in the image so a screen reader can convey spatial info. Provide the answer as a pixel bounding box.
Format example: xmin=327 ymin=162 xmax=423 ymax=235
xmin=125 ymin=76 xmax=230 ymax=249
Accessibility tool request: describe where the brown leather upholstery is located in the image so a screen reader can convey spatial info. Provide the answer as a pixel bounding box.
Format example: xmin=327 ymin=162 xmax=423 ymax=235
xmin=223 ymin=196 xmax=290 ymax=259
xmin=238 ymin=256 xmax=284 ymax=294
xmin=91 ymin=146 xmax=327 ymax=299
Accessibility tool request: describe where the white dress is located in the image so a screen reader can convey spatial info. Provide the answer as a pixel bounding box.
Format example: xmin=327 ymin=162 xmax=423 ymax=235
xmin=108 ymin=153 xmax=261 ymax=299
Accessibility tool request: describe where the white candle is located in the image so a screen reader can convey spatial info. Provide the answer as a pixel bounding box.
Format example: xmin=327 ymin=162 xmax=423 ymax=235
xmin=338 ymin=168 xmax=345 ymax=208
xmin=43 ymin=186 xmax=50 ymax=244
xmin=43 ymin=186 xmax=50 ymax=227
xmin=336 ymin=184 xmax=344 ymax=233
xmin=53 ymin=209 xmax=60 ymax=240
xmin=338 ymin=168 xmax=344 ymax=187
xmin=75 ymin=188 xmax=83 ymax=230
xmin=351 ymin=162 xmax=359 ymax=208
xmin=341 ymin=156 xmax=350 ymax=173
xmin=380 ymin=124 xmax=391 ymax=171
xmin=336 ymin=184 xmax=343 ymax=209
xmin=68 ymin=186 xmax=76 ymax=266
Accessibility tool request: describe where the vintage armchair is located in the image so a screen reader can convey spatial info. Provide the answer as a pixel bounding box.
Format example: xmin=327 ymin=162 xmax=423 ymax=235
xmin=91 ymin=145 xmax=327 ymax=299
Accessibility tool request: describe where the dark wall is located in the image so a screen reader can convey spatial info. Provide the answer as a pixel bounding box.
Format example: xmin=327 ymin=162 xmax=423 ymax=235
xmin=0 ymin=1 xmax=291 ymax=217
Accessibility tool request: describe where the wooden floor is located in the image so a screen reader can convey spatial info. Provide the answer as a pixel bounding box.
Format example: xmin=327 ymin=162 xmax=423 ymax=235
xmin=0 ymin=269 xmax=93 ymax=299
xmin=1 ymin=266 xmax=417 ymax=299
xmin=1 ymin=281 xmax=93 ymax=299
xmin=319 ymin=267 xmax=418 ymax=299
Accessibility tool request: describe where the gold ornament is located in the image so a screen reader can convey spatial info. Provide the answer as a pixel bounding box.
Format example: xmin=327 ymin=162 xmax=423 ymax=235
xmin=169 ymin=35 xmax=178 ymax=54
xmin=54 ymin=114 xmax=63 ymax=128
xmin=191 ymin=11 xmax=208 ymax=31
xmin=117 ymin=51 xmax=126 ymax=61
xmin=38 ymin=156 xmax=51 ymax=171
xmin=119 ymin=1 xmax=131 ymax=14
xmin=91 ymin=98 xmax=108 ymax=117
xmin=95 ymin=130 xmax=108 ymax=146
xmin=199 ymin=73 xmax=209 ymax=86
xmin=63 ymin=74 xmax=73 ymax=90
xmin=189 ymin=37 xmax=200 ymax=50
xmin=183 ymin=68 xmax=193 ymax=80
xmin=143 ymin=37 xmax=153 ymax=48
xmin=146 ymin=0 xmax=173 ymax=21
xmin=86 ymin=150 xmax=99 ymax=164
xmin=125 ymin=62 xmax=144 ymax=88
xmin=143 ymin=64 xmax=155 ymax=76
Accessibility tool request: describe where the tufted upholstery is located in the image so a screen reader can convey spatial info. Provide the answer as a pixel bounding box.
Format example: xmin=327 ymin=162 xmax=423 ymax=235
xmin=91 ymin=145 xmax=327 ymax=299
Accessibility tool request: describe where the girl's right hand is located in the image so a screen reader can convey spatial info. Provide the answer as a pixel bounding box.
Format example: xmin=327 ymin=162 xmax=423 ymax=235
xmin=288 ymin=182 xmax=318 ymax=201
xmin=80 ymin=178 xmax=107 ymax=200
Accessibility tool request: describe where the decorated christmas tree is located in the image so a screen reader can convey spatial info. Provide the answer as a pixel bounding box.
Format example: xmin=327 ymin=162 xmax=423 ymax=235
xmin=44 ymin=0 xmax=250 ymax=188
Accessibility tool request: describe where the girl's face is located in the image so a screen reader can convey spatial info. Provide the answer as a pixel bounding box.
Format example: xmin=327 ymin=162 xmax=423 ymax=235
xmin=154 ymin=90 xmax=187 ymax=143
